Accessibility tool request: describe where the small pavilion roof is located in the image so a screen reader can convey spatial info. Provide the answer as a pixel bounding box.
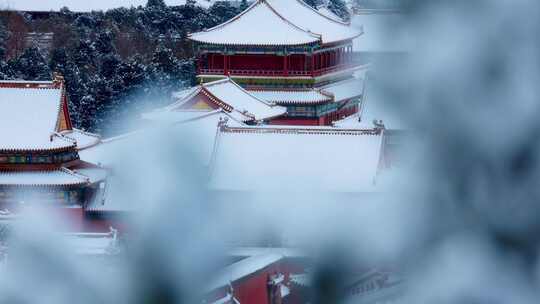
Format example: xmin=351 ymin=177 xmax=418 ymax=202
xmin=209 ymin=124 xmax=385 ymax=193
xmin=159 ymin=79 xmax=286 ymax=122
xmin=189 ymin=0 xmax=361 ymax=46
xmin=0 ymin=80 xmax=75 ymax=152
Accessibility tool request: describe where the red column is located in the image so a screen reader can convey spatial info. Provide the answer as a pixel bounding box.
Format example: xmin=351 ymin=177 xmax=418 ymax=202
xmin=310 ymin=54 xmax=315 ymax=76
xmin=325 ymin=52 xmax=329 ymax=69
xmin=283 ymin=55 xmax=288 ymax=76
xmin=223 ymin=54 xmax=228 ymax=75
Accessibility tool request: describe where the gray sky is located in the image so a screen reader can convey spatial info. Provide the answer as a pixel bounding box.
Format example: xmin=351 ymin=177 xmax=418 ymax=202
xmin=0 ymin=0 xmax=214 ymax=12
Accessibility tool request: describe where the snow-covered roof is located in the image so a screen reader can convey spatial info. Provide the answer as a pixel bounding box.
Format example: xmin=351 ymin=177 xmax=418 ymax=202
xmin=228 ymin=247 xmax=308 ymax=258
xmin=81 ymin=110 xmax=232 ymax=168
xmin=209 ymin=125 xmax=385 ymax=192
xmin=63 ymin=230 xmax=119 ymax=255
xmin=73 ymin=167 xmax=108 ymax=184
xmin=156 ymin=79 xmax=286 ymax=122
xmin=61 ymin=129 xmax=101 ymax=150
xmin=204 ymin=79 xmax=286 ymax=120
xmin=208 ymin=253 xmax=283 ymax=291
xmin=321 ymin=78 xmax=365 ymax=102
xmin=190 ymin=0 xmax=361 ymax=46
xmin=248 ymin=89 xmax=332 ymax=105
xmin=352 ymin=12 xmax=411 ymax=53
xmin=267 ymin=0 xmax=360 ymax=44
xmin=81 ymin=111 xmax=239 ymax=212
xmin=0 ymin=86 xmax=75 ymax=151
xmin=0 ymin=168 xmax=89 ymax=187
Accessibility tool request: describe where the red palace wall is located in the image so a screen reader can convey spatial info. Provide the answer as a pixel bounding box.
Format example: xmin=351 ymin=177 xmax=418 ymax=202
xmin=83 ymin=212 xmax=129 ymax=233
xmin=200 ymin=48 xmax=353 ymax=76
xmin=205 ymin=259 xmax=300 ymax=304
xmin=269 ymin=117 xmax=321 ymax=126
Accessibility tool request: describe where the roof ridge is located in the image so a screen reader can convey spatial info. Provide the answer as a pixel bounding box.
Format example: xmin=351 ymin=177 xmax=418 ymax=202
xmin=261 ymin=0 xmax=322 ymax=40
xmin=67 ymin=128 xmax=101 ymax=139
xmin=201 ymin=87 xmax=235 ymax=112
xmin=53 ymin=80 xmax=67 ymax=133
xmin=60 ymin=167 xmax=90 ymax=183
xmin=220 ymin=125 xmax=383 ymax=136
xmin=248 ymin=87 xmax=317 ymax=92
xmin=165 ymin=86 xmax=203 ymax=111
xmin=201 ymin=77 xmax=232 ymax=88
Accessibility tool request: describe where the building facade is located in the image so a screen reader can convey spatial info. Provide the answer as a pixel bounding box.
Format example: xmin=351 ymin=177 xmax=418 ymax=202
xmin=0 ymin=76 xmax=108 ymax=231
xmin=188 ymin=0 xmax=366 ymax=126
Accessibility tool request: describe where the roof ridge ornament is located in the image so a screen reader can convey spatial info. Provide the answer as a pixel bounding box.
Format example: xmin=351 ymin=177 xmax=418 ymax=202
xmin=52 ymin=72 xmax=65 ymax=88
xmin=218 ymin=117 xmax=230 ymax=131
xmin=373 ymin=119 xmax=385 ymax=130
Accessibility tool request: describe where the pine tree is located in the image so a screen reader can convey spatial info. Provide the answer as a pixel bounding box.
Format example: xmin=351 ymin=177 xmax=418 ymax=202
xmin=0 ymin=22 xmax=8 ymax=61
xmin=328 ymin=0 xmax=350 ymax=20
xmin=72 ymin=39 xmax=96 ymax=69
xmin=209 ymin=1 xmax=239 ymax=24
xmin=239 ymin=0 xmax=249 ymax=11
xmin=94 ymin=30 xmax=116 ymax=55
xmin=0 ymin=22 xmax=11 ymax=80
xmin=146 ymin=0 xmax=167 ymax=8
xmin=303 ymin=0 xmax=322 ymax=8
xmin=9 ymin=47 xmax=51 ymax=80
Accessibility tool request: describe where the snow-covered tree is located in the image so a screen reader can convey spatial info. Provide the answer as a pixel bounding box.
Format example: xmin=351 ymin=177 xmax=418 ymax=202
xmin=72 ymin=39 xmax=96 ymax=69
xmin=94 ymin=30 xmax=116 ymax=55
xmin=328 ymin=0 xmax=350 ymax=20
xmin=239 ymin=0 xmax=249 ymax=11
xmin=9 ymin=47 xmax=51 ymax=80
xmin=303 ymin=0 xmax=323 ymax=8
xmin=209 ymin=1 xmax=240 ymax=25
xmin=0 ymin=22 xmax=11 ymax=80
xmin=146 ymin=0 xmax=167 ymax=8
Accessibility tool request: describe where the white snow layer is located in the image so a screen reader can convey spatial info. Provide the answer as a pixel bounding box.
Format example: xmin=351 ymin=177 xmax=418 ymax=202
xmin=0 ymin=87 xmax=74 ymax=151
xmin=190 ymin=1 xmax=319 ymax=46
xmin=209 ymin=126 xmax=384 ymax=192
xmin=190 ymin=0 xmax=361 ymax=46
